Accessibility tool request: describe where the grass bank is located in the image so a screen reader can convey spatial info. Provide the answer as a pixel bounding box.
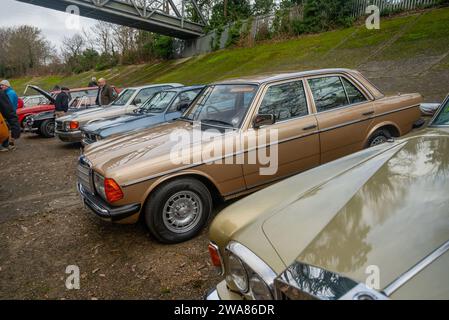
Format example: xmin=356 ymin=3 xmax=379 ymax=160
xmin=11 ymin=7 xmax=449 ymax=100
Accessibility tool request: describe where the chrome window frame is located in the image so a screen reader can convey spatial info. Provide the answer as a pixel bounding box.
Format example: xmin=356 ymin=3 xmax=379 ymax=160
xmin=305 ymin=74 xmax=370 ymax=115
xmin=428 ymin=94 xmax=449 ymax=128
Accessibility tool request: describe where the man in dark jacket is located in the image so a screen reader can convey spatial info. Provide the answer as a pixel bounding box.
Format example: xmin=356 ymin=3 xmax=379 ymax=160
xmin=55 ymin=87 xmax=70 ymax=118
xmin=0 ymin=90 xmax=20 ymax=152
xmin=96 ymin=78 xmax=115 ymax=106
xmin=88 ymin=77 xmax=98 ymax=88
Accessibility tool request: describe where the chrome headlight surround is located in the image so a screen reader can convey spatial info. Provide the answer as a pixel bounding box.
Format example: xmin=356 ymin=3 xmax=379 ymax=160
xmin=225 ymin=242 xmax=276 ymax=300
xmin=93 ymin=172 xmax=106 ymax=200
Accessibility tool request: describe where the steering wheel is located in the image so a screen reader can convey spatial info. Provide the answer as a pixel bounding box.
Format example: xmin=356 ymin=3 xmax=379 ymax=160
xmin=206 ymin=105 xmax=220 ymax=114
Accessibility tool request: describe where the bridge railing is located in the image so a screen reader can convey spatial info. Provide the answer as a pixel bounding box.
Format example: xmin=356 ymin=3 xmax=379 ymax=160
xmin=95 ymin=0 xmax=207 ymax=26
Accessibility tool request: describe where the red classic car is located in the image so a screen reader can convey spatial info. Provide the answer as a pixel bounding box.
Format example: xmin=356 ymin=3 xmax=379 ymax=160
xmin=17 ymin=85 xmax=120 ymax=127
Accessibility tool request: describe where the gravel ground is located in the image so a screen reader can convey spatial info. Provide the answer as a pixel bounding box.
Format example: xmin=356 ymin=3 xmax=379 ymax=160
xmin=0 ymin=136 xmax=222 ymax=299
xmin=0 ymin=68 xmax=444 ymax=299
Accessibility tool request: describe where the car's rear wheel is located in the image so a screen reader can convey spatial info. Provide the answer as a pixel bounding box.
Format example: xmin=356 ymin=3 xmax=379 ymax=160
xmin=39 ymin=119 xmax=55 ymax=138
xmin=144 ymin=178 xmax=212 ymax=244
xmin=366 ymin=129 xmax=391 ymax=148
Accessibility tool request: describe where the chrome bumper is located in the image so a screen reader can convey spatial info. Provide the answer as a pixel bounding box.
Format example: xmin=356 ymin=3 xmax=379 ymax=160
xmin=77 ymin=183 xmax=141 ymax=221
xmin=55 ymin=129 xmax=82 ymax=142
xmin=205 ymin=289 xmax=220 ymax=300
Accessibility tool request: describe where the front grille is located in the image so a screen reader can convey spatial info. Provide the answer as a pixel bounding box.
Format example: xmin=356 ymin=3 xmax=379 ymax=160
xmin=84 ymin=132 xmax=97 ymax=144
xmin=77 ymin=157 xmax=94 ymax=194
xmin=56 ymin=120 xmax=64 ymax=131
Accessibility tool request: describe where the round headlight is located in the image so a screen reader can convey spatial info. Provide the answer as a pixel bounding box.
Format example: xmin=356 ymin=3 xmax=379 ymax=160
xmin=249 ymin=274 xmax=273 ymax=300
xmin=93 ymin=173 xmax=106 ymax=200
xmin=228 ymin=254 xmax=249 ymax=293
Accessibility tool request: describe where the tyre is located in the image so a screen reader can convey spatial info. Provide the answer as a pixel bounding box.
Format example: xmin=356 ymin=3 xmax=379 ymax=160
xmin=144 ymin=178 xmax=212 ymax=244
xmin=366 ymin=129 xmax=391 ymax=148
xmin=39 ymin=119 xmax=55 ymax=138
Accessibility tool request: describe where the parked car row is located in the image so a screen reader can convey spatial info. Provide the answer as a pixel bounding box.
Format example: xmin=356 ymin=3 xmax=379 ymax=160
xmin=21 ymin=85 xmax=120 ymax=137
xmin=21 ymin=68 xmax=448 ymax=300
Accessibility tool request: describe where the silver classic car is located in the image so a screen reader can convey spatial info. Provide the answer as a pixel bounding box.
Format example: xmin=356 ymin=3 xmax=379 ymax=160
xmin=55 ymin=83 xmax=182 ymax=143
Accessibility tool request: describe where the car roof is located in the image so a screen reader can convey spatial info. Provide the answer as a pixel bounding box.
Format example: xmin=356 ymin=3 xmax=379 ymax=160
xmin=164 ymin=85 xmax=205 ymax=93
xmin=211 ymin=68 xmax=359 ymax=85
xmin=127 ymin=83 xmax=184 ymax=90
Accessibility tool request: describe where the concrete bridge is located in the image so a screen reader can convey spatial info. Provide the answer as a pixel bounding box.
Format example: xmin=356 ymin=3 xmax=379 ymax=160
xmin=17 ymin=0 xmax=207 ymax=39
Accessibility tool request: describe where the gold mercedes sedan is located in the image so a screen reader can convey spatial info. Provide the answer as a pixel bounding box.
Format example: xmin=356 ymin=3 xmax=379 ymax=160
xmin=77 ymin=68 xmax=422 ymax=243
xmin=207 ymin=95 xmax=449 ymax=300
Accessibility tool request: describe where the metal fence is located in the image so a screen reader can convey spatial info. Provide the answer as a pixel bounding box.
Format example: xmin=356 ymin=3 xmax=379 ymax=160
xmin=352 ymin=0 xmax=439 ymax=17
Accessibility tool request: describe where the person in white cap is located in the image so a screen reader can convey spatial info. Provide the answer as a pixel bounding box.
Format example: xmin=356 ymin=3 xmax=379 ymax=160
xmin=0 ymin=80 xmax=18 ymax=111
xmin=88 ymin=77 xmax=98 ymax=88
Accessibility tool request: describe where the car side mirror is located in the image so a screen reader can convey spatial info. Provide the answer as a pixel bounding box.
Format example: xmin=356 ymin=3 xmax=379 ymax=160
xmin=253 ymin=114 xmax=276 ymax=129
xmin=177 ymin=102 xmax=190 ymax=112
xmin=133 ymin=98 xmax=142 ymax=106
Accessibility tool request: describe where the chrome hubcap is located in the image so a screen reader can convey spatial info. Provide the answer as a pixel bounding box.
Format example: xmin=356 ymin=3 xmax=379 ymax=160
xmin=370 ymin=136 xmax=387 ymax=147
xmin=163 ymin=191 xmax=202 ymax=233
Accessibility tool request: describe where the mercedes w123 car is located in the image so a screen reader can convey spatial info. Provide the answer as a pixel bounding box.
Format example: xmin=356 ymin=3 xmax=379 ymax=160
xmin=77 ymin=68 xmax=422 ymax=244
xmin=206 ymin=96 xmax=449 ymax=300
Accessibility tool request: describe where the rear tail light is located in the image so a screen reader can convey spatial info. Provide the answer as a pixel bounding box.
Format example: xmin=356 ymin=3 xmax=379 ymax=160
xmin=104 ymin=178 xmax=124 ymax=203
xmin=70 ymin=121 xmax=79 ymax=130
xmin=208 ymin=242 xmax=223 ymax=274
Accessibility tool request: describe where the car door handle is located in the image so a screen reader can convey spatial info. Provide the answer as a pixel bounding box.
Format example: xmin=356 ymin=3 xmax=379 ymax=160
xmin=362 ymin=111 xmax=375 ymax=116
xmin=303 ymin=124 xmax=317 ymax=131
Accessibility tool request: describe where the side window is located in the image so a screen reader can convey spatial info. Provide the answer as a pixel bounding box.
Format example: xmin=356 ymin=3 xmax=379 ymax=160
xmin=341 ymin=77 xmax=367 ymax=104
xmin=167 ymin=90 xmax=200 ymax=113
xmin=308 ymin=76 xmax=348 ymax=112
xmin=259 ymin=81 xmax=308 ymax=122
xmin=167 ymin=96 xmax=181 ymax=113
xmin=135 ymin=87 xmax=161 ymax=104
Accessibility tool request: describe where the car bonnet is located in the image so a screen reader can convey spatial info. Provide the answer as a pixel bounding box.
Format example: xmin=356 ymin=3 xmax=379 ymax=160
xmin=262 ymin=134 xmax=449 ymax=291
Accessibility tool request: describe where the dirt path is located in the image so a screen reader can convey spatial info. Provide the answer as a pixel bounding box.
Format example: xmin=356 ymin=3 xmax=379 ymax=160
xmin=0 ymin=136 xmax=221 ymax=300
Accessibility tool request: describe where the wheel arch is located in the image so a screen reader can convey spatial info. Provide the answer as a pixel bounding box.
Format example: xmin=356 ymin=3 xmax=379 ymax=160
xmin=364 ymin=121 xmax=401 ymax=147
xmin=138 ymin=171 xmax=223 ymax=220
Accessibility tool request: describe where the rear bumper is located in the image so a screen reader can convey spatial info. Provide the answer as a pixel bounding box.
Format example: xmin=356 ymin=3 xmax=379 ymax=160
xmin=55 ymin=129 xmax=82 ymax=142
xmin=77 ymin=183 xmax=141 ymax=221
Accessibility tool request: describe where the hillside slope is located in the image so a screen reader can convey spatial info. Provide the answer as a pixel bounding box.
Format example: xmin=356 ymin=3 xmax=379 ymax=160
xmin=11 ymin=7 xmax=449 ymax=101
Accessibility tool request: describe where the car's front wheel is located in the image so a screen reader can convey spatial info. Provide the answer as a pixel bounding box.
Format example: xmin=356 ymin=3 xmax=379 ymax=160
xmin=144 ymin=178 xmax=212 ymax=244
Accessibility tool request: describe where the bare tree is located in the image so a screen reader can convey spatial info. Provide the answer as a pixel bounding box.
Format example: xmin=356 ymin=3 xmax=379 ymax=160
xmin=61 ymin=33 xmax=85 ymax=59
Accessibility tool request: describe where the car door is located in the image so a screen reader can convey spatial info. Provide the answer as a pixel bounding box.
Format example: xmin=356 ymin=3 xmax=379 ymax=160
xmin=243 ymin=79 xmax=321 ymax=189
xmin=306 ymin=75 xmax=374 ymax=164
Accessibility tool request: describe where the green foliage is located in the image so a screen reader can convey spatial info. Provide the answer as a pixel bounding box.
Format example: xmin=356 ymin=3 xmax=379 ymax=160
xmin=211 ymin=25 xmax=224 ymax=51
xmin=252 ymin=0 xmax=275 ymax=15
xmin=302 ymin=0 xmax=356 ymax=33
xmin=209 ymin=0 xmax=252 ymax=29
xmin=95 ymin=54 xmax=118 ymax=71
xmin=151 ymin=35 xmax=174 ymax=59
xmin=226 ymin=20 xmax=243 ymax=47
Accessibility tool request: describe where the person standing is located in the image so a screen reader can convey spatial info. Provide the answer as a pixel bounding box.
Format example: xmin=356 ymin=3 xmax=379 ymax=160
xmin=88 ymin=77 xmax=98 ymax=88
xmin=55 ymin=87 xmax=70 ymax=118
xmin=0 ymin=80 xmax=19 ymax=111
xmin=0 ymin=90 xmax=20 ymax=152
xmin=95 ymin=78 xmax=114 ymax=106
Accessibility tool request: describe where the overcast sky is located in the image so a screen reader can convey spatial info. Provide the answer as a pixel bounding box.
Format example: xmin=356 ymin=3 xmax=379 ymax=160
xmin=0 ymin=0 xmax=97 ymax=49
